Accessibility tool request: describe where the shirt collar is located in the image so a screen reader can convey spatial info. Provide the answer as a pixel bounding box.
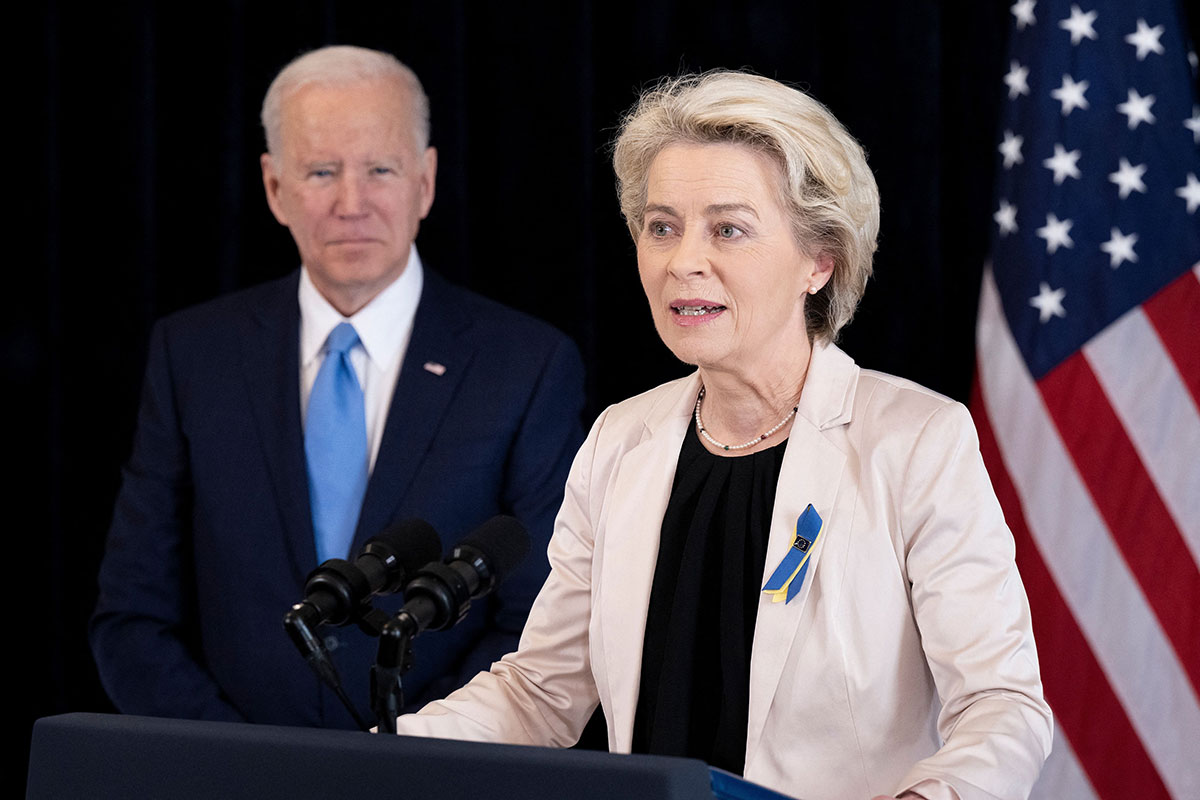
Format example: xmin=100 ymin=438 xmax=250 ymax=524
xmin=298 ymin=244 xmax=425 ymax=368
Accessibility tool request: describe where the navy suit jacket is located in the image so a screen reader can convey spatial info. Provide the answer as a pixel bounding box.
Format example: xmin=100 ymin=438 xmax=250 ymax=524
xmin=90 ymin=269 xmax=585 ymax=729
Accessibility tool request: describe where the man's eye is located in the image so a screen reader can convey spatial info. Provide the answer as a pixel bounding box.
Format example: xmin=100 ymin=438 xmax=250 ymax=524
xmin=309 ymin=169 xmax=334 ymax=178
xmin=371 ymin=166 xmax=394 ymax=175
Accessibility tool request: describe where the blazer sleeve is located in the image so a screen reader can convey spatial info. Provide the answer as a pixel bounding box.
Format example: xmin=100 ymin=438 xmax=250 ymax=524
xmin=395 ymin=406 xmax=604 ymax=745
xmin=893 ymin=402 xmax=1052 ymax=800
xmin=433 ymin=332 xmax=587 ymax=691
xmin=88 ymin=320 xmax=244 ymax=722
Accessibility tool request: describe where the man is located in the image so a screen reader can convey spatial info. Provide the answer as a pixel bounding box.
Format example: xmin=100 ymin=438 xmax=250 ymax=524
xmin=89 ymin=46 xmax=585 ymax=729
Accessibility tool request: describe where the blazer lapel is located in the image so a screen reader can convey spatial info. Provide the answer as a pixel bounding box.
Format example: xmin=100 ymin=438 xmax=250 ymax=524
xmin=240 ymin=273 xmax=316 ymax=584
xmin=354 ymin=272 xmax=472 ymax=546
xmin=745 ymin=342 xmax=858 ymax=761
xmin=598 ymin=374 xmax=700 ymax=752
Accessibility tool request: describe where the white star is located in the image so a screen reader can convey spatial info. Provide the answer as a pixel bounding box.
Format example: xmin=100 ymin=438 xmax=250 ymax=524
xmin=1051 ymin=74 xmax=1090 ymax=115
xmin=1116 ymin=88 xmax=1157 ymax=129
xmin=1125 ymin=19 xmax=1166 ymax=61
xmin=1059 ymin=4 xmax=1098 ymax=45
xmin=1100 ymin=227 xmax=1139 ymax=268
xmin=994 ymin=200 xmax=1018 ymax=236
xmin=1043 ymin=143 xmax=1082 ymax=184
xmin=1177 ymin=173 xmax=1200 ymax=213
xmin=999 ymin=130 xmax=1025 ymax=168
xmin=1036 ymin=213 xmax=1075 ymax=254
xmin=1011 ymin=0 xmax=1037 ymax=30
xmin=1004 ymin=61 xmax=1031 ymax=99
xmin=1030 ymin=282 xmax=1067 ymax=322
xmin=1108 ymin=158 xmax=1148 ymax=199
xmin=1185 ymin=106 xmax=1200 ymax=145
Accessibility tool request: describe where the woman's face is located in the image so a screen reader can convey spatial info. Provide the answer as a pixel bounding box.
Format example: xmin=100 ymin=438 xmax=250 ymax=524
xmin=637 ymin=142 xmax=830 ymax=379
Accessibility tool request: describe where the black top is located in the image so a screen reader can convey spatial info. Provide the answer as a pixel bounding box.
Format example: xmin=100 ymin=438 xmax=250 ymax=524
xmin=631 ymin=423 xmax=787 ymax=774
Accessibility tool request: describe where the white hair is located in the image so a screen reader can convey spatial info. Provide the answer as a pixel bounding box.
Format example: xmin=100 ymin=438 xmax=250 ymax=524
xmin=260 ymin=45 xmax=430 ymax=156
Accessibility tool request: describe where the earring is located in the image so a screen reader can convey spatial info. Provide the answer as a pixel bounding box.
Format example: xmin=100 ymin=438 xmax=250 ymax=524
xmin=808 ymin=285 xmax=819 ymax=295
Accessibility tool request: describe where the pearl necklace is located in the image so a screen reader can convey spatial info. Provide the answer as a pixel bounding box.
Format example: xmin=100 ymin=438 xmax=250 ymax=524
xmin=693 ymin=386 xmax=798 ymax=452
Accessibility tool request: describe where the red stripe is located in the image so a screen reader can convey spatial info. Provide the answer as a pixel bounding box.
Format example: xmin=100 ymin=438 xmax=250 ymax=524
xmin=970 ymin=380 xmax=1170 ymax=800
xmin=1142 ymin=270 xmax=1200 ymax=408
xmin=1037 ymin=351 xmax=1200 ymax=695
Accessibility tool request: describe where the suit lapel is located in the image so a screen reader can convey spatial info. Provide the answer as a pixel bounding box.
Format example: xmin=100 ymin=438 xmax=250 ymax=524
xmin=354 ymin=272 xmax=472 ymax=547
xmin=745 ymin=342 xmax=858 ymax=762
xmin=599 ymin=375 xmax=700 ymax=752
xmin=241 ymin=272 xmax=316 ymax=584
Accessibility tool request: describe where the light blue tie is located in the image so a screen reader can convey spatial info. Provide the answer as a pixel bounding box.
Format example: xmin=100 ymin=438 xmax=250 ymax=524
xmin=305 ymin=322 xmax=369 ymax=565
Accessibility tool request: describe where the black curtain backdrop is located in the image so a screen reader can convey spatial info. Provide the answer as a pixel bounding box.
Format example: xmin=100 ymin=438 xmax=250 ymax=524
xmin=18 ymin=1 xmax=1196 ymax=788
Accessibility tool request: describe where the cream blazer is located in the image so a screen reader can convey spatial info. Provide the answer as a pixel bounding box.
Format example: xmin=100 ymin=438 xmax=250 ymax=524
xmin=396 ymin=342 xmax=1052 ymax=800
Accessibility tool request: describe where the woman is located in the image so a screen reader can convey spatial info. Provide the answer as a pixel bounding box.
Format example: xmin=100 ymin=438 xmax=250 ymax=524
xmin=396 ymin=72 xmax=1052 ymax=800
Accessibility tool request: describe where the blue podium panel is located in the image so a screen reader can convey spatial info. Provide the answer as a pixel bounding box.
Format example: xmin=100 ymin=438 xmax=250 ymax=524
xmin=27 ymin=713 xmax=716 ymax=800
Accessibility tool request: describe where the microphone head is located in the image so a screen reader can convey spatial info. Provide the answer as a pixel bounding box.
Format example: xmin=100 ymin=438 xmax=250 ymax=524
xmin=360 ymin=519 xmax=442 ymax=595
xmin=451 ymin=515 xmax=530 ymax=596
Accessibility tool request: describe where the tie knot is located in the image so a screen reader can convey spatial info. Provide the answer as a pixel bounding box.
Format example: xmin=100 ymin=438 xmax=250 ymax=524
xmin=324 ymin=322 xmax=360 ymax=356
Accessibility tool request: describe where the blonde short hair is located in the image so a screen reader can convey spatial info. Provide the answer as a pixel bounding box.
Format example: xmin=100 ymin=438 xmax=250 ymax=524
xmin=613 ymin=71 xmax=880 ymax=342
xmin=261 ymin=45 xmax=430 ymax=156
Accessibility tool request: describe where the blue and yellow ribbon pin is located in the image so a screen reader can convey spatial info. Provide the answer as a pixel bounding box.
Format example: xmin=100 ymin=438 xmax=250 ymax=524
xmin=762 ymin=504 xmax=824 ymax=604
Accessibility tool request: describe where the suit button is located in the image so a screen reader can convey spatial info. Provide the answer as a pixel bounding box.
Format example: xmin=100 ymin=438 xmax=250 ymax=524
xmin=324 ymin=635 xmax=341 ymax=651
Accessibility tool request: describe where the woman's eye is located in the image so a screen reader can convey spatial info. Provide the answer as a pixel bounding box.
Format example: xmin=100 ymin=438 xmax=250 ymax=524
xmin=717 ymin=224 xmax=742 ymax=239
xmin=649 ymin=221 xmax=673 ymax=237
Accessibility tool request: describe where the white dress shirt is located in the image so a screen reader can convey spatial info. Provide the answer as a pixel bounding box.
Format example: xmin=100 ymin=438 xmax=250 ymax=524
xmin=298 ymin=245 xmax=424 ymax=471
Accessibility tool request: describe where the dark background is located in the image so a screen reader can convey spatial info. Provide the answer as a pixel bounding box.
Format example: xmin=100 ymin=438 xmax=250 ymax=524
xmin=15 ymin=0 xmax=1198 ymax=789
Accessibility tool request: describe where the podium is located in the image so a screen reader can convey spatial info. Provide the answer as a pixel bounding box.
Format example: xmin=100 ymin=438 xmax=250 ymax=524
xmin=27 ymin=713 xmax=796 ymax=799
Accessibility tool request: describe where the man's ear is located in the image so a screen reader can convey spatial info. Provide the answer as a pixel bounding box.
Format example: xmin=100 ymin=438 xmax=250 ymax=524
xmin=417 ymin=146 xmax=437 ymax=220
xmin=260 ymin=152 xmax=289 ymax=226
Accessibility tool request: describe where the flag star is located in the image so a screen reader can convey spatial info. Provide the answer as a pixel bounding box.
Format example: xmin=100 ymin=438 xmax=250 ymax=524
xmin=1059 ymin=4 xmax=1098 ymax=45
xmin=1004 ymin=61 xmax=1031 ymax=99
xmin=1051 ymin=74 xmax=1090 ymax=115
xmin=1100 ymin=227 xmax=1138 ymax=268
xmin=1036 ymin=213 xmax=1075 ymax=254
xmin=1116 ymin=88 xmax=1156 ymax=129
xmin=994 ymin=200 xmax=1018 ymax=236
xmin=999 ymin=130 xmax=1025 ymax=168
xmin=1043 ymin=143 xmax=1082 ymax=184
xmin=1125 ymin=18 xmax=1165 ymax=61
xmin=1011 ymin=0 xmax=1037 ymax=30
xmin=1177 ymin=173 xmax=1200 ymax=213
xmin=1185 ymin=106 xmax=1200 ymax=144
xmin=1108 ymin=158 xmax=1148 ymax=199
xmin=1029 ymin=282 xmax=1067 ymax=322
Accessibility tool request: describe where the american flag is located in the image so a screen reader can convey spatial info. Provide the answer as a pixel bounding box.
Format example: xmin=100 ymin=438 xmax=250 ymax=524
xmin=970 ymin=1 xmax=1199 ymax=798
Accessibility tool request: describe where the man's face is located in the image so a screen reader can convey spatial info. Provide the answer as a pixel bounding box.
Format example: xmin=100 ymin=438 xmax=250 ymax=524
xmin=261 ymin=78 xmax=437 ymax=315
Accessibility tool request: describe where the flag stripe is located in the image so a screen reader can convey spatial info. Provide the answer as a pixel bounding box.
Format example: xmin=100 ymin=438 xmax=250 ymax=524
xmin=1083 ymin=306 xmax=1200 ymax=564
xmin=1140 ymin=267 xmax=1200 ymax=407
xmin=977 ymin=269 xmax=1200 ymax=799
xmin=1027 ymin=728 xmax=1100 ymax=800
xmin=972 ymin=379 xmax=1166 ymax=799
xmin=1038 ymin=353 xmax=1200 ymax=696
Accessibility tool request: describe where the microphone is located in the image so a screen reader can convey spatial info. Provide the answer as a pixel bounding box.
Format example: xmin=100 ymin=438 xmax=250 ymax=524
xmin=286 ymin=518 xmax=441 ymax=632
xmin=395 ymin=515 xmax=531 ymax=637
xmin=284 ymin=519 xmax=441 ymax=731
xmin=372 ymin=515 xmax=531 ymax=730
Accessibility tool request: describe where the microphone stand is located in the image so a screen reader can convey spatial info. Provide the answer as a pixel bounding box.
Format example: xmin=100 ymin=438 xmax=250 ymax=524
xmin=283 ymin=602 xmax=374 ymax=732
xmin=371 ymin=613 xmax=417 ymax=734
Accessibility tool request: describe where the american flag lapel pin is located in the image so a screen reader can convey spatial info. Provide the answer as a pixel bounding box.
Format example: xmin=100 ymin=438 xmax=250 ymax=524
xmin=423 ymin=361 xmax=446 ymax=376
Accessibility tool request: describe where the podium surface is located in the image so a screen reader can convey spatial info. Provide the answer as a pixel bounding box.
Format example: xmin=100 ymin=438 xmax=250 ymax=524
xmin=27 ymin=712 xmax=718 ymax=799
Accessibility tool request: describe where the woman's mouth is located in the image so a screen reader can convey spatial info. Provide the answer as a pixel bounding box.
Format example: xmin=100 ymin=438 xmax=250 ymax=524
xmin=673 ymin=304 xmax=725 ymax=316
